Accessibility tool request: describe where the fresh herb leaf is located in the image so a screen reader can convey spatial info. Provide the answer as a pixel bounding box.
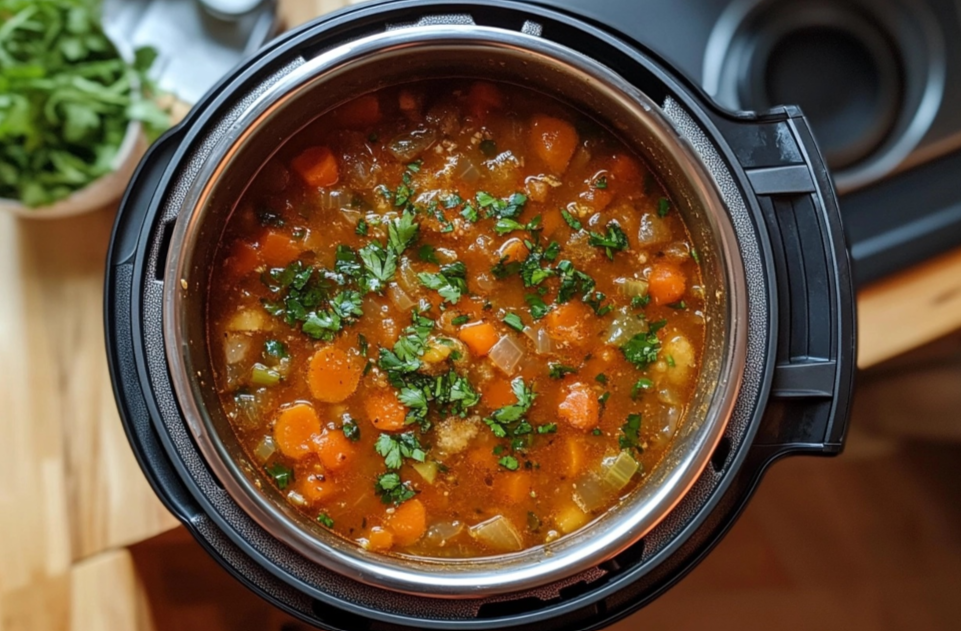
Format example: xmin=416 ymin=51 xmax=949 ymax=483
xmin=621 ymin=321 xmax=666 ymax=369
xmin=418 ymin=244 xmax=439 ymax=264
xmin=631 ymin=377 xmax=653 ymax=400
xmin=502 ymin=312 xmax=525 ymax=332
xmin=619 ymin=414 xmax=643 ymax=452
xmin=592 ymin=428 xmax=603 ymax=436
xmin=358 ymin=242 xmax=398 ymax=293
xmin=485 ymin=378 xmax=536 ymax=437
xmin=355 ymin=219 xmax=369 ymax=236
xmin=657 ymin=197 xmax=671 ymax=218
xmin=668 ymin=301 xmax=687 ymax=310
xmin=476 ymin=191 xmax=527 ymax=220
xmin=342 ymin=418 xmax=361 ymax=442
xmin=588 ymin=222 xmax=630 ymax=260
xmin=498 ymin=456 xmax=520 ymax=471
xmin=525 ymin=294 xmax=551 ymax=320
xmin=388 ymin=210 xmax=419 ymax=255
xmin=452 ymin=314 xmax=470 ymax=326
xmin=317 ymin=513 xmax=335 ymax=528
xmin=374 ymin=472 xmax=416 ymax=505
xmin=375 ymin=432 xmax=427 ymax=470
xmin=358 ymin=334 xmax=369 ymax=356
xmin=598 ymin=391 xmax=611 ymax=406
xmin=560 ymin=208 xmax=582 ymax=231
xmin=667 ymin=354 xmax=676 ymax=368
xmin=264 ymin=463 xmax=293 ymax=490
xmin=691 ymin=247 xmax=701 ymax=265
xmin=548 ymin=363 xmax=577 ymax=379
xmin=418 ymin=262 xmax=468 ymax=304
xmin=264 ymin=340 xmax=288 ymax=359
xmin=595 ymin=373 xmax=608 ymax=385
xmin=632 ymin=294 xmax=652 ymax=309
xmin=594 ymin=175 xmax=608 ymax=189
xmin=479 ymin=139 xmax=498 ymax=157
xmin=537 ymin=423 xmax=557 ymax=434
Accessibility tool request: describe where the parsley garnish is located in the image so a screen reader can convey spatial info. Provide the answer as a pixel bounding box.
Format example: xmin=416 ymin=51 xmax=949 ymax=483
xmin=537 ymin=423 xmax=557 ymax=434
xmin=342 ymin=418 xmax=360 ymax=442
xmin=631 ymin=377 xmax=653 ymax=400
xmin=484 ymin=378 xmax=536 ymax=438
xmin=632 ymin=294 xmax=651 ymax=309
xmin=375 ymin=432 xmax=427 ymax=470
xmin=548 ymin=363 xmax=577 ymax=379
xmin=619 ymin=414 xmax=643 ymax=453
xmin=621 ymin=320 xmax=666 ymax=369
xmin=375 ymin=472 xmax=416 ymax=505
xmin=560 ymin=208 xmax=582 ymax=231
xmin=525 ymin=293 xmax=551 ymax=320
xmin=317 ymin=513 xmax=335 ymax=528
xmin=691 ymin=247 xmax=701 ymax=265
xmin=598 ymin=391 xmax=611 ymax=406
xmin=498 ymin=456 xmax=520 ymax=471
xmin=418 ymin=244 xmax=439 ymax=264
xmin=657 ymin=197 xmax=671 ymax=218
xmin=594 ymin=175 xmax=608 ymax=189
xmin=595 ymin=373 xmax=608 ymax=385
xmin=418 ymin=261 xmax=468 ymax=304
xmin=378 ymin=311 xmax=434 ymax=386
xmin=479 ymin=139 xmax=498 ymax=157
xmin=452 ymin=314 xmax=470 ymax=326
xmin=476 ymin=191 xmax=528 ymax=220
xmin=588 ymin=222 xmax=630 ymax=260
xmin=358 ymin=334 xmax=369 ymax=356
xmin=358 ymin=241 xmax=398 ymax=293
xmin=264 ymin=463 xmax=293 ymax=490
xmin=355 ymin=219 xmax=369 ymax=236
xmin=264 ymin=339 xmax=288 ymax=360
xmin=502 ymin=312 xmax=525 ymax=332
xmin=667 ymin=354 xmax=676 ymax=368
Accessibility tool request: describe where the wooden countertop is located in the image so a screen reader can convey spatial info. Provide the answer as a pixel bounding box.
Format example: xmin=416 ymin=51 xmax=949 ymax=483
xmin=2 ymin=1 xmax=960 ymax=628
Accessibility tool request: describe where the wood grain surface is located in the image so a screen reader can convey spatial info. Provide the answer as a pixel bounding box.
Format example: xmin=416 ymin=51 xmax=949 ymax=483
xmin=0 ymin=1 xmax=958 ymax=630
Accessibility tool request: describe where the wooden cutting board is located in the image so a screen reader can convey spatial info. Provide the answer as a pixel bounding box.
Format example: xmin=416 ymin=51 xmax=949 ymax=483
xmin=1 ymin=1 xmax=959 ymax=629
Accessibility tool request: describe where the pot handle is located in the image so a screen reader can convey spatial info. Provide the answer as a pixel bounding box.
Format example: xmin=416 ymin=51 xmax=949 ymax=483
xmin=106 ymin=125 xmax=204 ymax=525
xmin=718 ymin=108 xmax=857 ymax=455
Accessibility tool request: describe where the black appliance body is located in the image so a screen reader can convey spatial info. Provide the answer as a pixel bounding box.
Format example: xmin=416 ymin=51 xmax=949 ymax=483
xmin=105 ymin=1 xmax=856 ymax=629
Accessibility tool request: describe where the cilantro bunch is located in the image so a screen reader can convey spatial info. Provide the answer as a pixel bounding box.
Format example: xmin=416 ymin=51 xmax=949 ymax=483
xmin=0 ymin=0 xmax=168 ymax=207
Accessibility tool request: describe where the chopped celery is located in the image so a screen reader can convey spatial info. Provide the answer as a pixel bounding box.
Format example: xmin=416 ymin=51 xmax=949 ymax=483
xmin=250 ymin=363 xmax=281 ymax=387
xmin=469 ymin=515 xmax=523 ymax=552
xmin=602 ymin=451 xmax=640 ymax=491
xmin=412 ymin=461 xmax=439 ymax=484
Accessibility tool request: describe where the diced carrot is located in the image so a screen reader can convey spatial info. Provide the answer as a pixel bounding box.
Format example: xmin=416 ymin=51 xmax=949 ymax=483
xmin=494 ymin=471 xmax=532 ymax=505
xmin=557 ymin=382 xmax=600 ymax=432
xmin=544 ymin=301 xmax=592 ymax=345
xmin=483 ymin=378 xmax=519 ymax=410
xmin=308 ymin=347 xmax=362 ymax=403
xmin=530 ymin=115 xmax=579 ymax=173
xmin=467 ymin=81 xmax=504 ymax=118
xmin=314 ymin=429 xmax=355 ymax=473
xmin=259 ymin=229 xmax=302 ymax=268
xmin=225 ymin=241 xmax=260 ymax=278
xmin=274 ymin=403 xmax=322 ymax=460
xmin=366 ymin=526 xmax=394 ymax=552
xmin=387 ymin=498 xmax=428 ymax=547
xmin=364 ymin=389 xmax=407 ymax=432
xmin=331 ymin=94 xmax=382 ymax=129
xmin=579 ymin=187 xmax=613 ymax=212
xmin=609 ymin=153 xmax=642 ymax=185
xmin=459 ymin=321 xmax=500 ymax=357
xmin=497 ymin=238 xmax=528 ymax=264
xmin=648 ymin=263 xmax=687 ymax=306
xmin=291 ymin=146 xmax=340 ymax=188
xmin=539 ymin=208 xmax=565 ymax=237
xmin=298 ymin=473 xmax=338 ymax=504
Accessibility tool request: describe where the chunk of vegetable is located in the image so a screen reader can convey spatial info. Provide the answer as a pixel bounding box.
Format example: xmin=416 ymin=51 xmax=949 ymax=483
xmin=274 ymin=403 xmax=322 ymax=459
xmin=530 ymin=114 xmax=579 ymax=173
xmin=558 ymin=383 xmax=601 ymax=432
xmin=467 ymin=81 xmax=504 ymax=118
xmin=388 ymin=283 xmax=416 ymax=312
xmin=425 ymin=520 xmax=464 ymax=547
xmin=259 ymin=230 xmax=302 ymax=268
xmin=459 ymin=321 xmax=500 ymax=357
xmin=604 ymin=308 xmax=649 ymax=347
xmin=224 ymin=333 xmax=251 ymax=365
xmin=522 ymin=325 xmax=553 ymax=355
xmin=601 ymin=451 xmax=640 ymax=491
xmin=497 ymin=238 xmax=528 ymax=264
xmin=545 ymin=301 xmax=592 ymax=346
xmin=250 ymin=363 xmax=281 ymax=387
xmin=488 ymin=335 xmax=524 ymax=374
xmin=314 ymin=429 xmax=355 ymax=473
xmin=388 ymin=128 xmax=437 ymax=162
xmin=291 ymin=146 xmax=340 ymax=187
xmin=412 ymin=461 xmax=439 ymax=484
xmin=637 ymin=212 xmax=672 ymax=246
xmin=227 ymin=309 xmax=267 ymax=332
xmin=364 ymin=389 xmax=407 ymax=432
xmin=554 ymin=504 xmax=589 ymax=534
xmin=253 ymin=435 xmax=277 ymax=462
xmin=495 ymin=470 xmax=533 ymax=505
xmin=332 ymin=94 xmax=382 ymax=128
xmin=648 ymin=263 xmax=686 ymax=306
xmin=469 ymin=515 xmax=524 ymax=552
xmin=422 ymin=339 xmax=453 ymax=364
xmin=299 ymin=473 xmax=338 ymax=504
xmin=662 ymin=334 xmax=696 ymax=386
xmin=308 ymin=347 xmax=362 ymax=403
xmin=365 ymin=526 xmax=394 ymax=551
xmin=388 ymin=498 xmax=428 ymax=546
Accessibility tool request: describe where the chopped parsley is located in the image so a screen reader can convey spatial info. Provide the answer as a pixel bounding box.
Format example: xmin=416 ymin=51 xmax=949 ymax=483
xmin=476 ymin=191 xmax=527 ymax=220
xmin=548 ymin=363 xmax=577 ymax=379
xmin=418 ymin=261 xmax=469 ymax=304
xmin=355 ymin=218 xmax=369 ymax=236
xmin=264 ymin=339 xmax=288 ymax=360
xmin=632 ymin=294 xmax=652 ymax=309
xmin=479 ymin=139 xmax=498 ymax=157
xmin=594 ymin=175 xmax=608 ymax=189
xmin=560 ymin=208 xmax=582 ymax=231
xmin=418 ymin=244 xmax=439 ymax=264
xmin=358 ymin=241 xmax=398 ymax=293
xmin=342 ymin=418 xmax=361 ymax=442
xmin=502 ymin=312 xmax=525 ymax=332
xmin=461 ymin=203 xmax=480 ymax=222
xmin=317 ymin=513 xmax=335 ymax=528
xmin=631 ymin=378 xmax=653 ymax=400
xmin=399 ymin=370 xmax=481 ymax=428
xmin=264 ymin=463 xmax=293 ymax=490
xmin=592 ymin=428 xmax=603 ymax=436
xmin=451 ymin=314 xmax=470 ymax=326
xmin=498 ymin=455 xmax=520 ymax=471
xmin=495 ymin=215 xmax=542 ymax=236
xmin=598 ymin=391 xmax=611 ymax=406
xmin=524 ymin=293 xmax=551 ymax=320
xmin=484 ymin=378 xmax=536 ymax=438
xmin=537 ymin=423 xmax=557 ymax=434
xmin=667 ymin=354 xmax=676 ymax=368
xmin=358 ymin=334 xmax=369 ymax=357
xmin=619 ymin=414 xmax=643 ymax=452
xmin=375 ymin=432 xmax=427 ymax=470
xmin=595 ymin=373 xmax=608 ymax=385
xmin=668 ymin=301 xmax=687 ymax=310
xmin=657 ymin=197 xmax=671 ymax=218
xmin=375 ymin=472 xmax=416 ymax=505
xmin=621 ymin=320 xmax=667 ymax=369
xmin=378 ymin=311 xmax=434 ymax=386
xmin=555 ymin=260 xmax=596 ymax=304
xmin=588 ymin=222 xmax=630 ymax=260
xmin=691 ymin=247 xmax=701 ymax=265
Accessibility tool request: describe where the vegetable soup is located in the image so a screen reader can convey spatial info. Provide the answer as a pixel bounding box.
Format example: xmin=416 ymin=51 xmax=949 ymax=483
xmin=207 ymin=79 xmax=705 ymax=557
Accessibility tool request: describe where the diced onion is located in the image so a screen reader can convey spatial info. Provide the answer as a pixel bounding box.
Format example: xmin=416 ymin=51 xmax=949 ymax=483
xmin=604 ymin=308 xmax=649 ymax=346
xmin=522 ymin=325 xmax=552 ymax=355
xmin=657 ymin=387 xmax=681 ymax=406
xmin=554 ymin=504 xmax=589 ymax=535
xmin=435 ymin=248 xmax=458 ymax=264
xmin=224 ymin=333 xmax=251 ymax=365
xmin=637 ymin=212 xmax=672 ymax=246
xmin=286 ymin=491 xmax=307 ymax=507
xmin=397 ymin=257 xmax=420 ymax=295
xmin=474 ymin=272 xmax=495 ymax=293
xmin=489 ymin=335 xmax=524 ymax=374
xmin=572 ymin=473 xmax=611 ymax=513
xmin=653 ymin=405 xmax=681 ymax=441
xmin=388 ymin=283 xmax=416 ymax=312
xmin=388 ymin=128 xmax=437 ymax=162
xmin=412 ymin=461 xmax=439 ymax=484
xmin=456 ymin=156 xmax=481 ymax=184
xmin=601 ymin=452 xmax=640 ymax=491
xmin=426 ymin=520 xmax=464 ymax=547
xmin=316 ymin=188 xmax=350 ymax=212
xmin=233 ymin=392 xmax=261 ymax=429
xmin=616 ymin=278 xmax=649 ymax=299
xmin=253 ymin=435 xmax=277 ymax=461
xmin=469 ymin=515 xmax=524 ymax=552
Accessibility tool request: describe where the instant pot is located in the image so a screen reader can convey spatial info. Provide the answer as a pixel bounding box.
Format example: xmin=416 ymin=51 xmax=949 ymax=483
xmin=105 ymin=1 xmax=856 ymax=629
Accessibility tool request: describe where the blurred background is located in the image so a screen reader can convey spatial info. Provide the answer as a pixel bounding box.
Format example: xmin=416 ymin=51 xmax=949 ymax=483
xmin=1 ymin=0 xmax=960 ymax=630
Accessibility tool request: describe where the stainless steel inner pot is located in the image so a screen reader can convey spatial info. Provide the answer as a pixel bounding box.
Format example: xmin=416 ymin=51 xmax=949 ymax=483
xmin=162 ymin=24 xmax=748 ymax=598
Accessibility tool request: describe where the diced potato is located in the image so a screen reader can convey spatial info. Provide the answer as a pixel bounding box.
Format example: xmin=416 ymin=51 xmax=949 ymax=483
xmin=554 ymin=503 xmax=589 ymax=534
xmin=663 ymin=334 xmax=696 ymax=387
xmin=226 ymin=309 xmax=267 ymax=332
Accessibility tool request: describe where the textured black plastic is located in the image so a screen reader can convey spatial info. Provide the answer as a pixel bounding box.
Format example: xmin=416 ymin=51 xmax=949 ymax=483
xmin=104 ymin=0 xmax=855 ymax=629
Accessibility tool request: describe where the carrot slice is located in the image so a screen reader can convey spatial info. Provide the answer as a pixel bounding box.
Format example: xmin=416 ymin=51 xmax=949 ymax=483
xmin=291 ymin=146 xmax=339 ymax=187
xmin=544 ymin=301 xmax=592 ymax=346
xmin=364 ymin=389 xmax=407 ymax=432
xmin=274 ymin=403 xmax=322 ymax=460
xmin=467 ymin=81 xmax=504 ymax=118
xmin=366 ymin=526 xmax=394 ymax=552
xmin=530 ymin=114 xmax=579 ymax=173
xmin=557 ymin=382 xmax=600 ymax=432
xmin=259 ymin=229 xmax=302 ymax=268
xmin=483 ymin=378 xmax=520 ymax=410
xmin=332 ymin=94 xmax=382 ymax=129
xmin=459 ymin=321 xmax=500 ymax=357
xmin=314 ymin=430 xmax=355 ymax=473
xmin=298 ymin=473 xmax=338 ymax=504
xmin=387 ymin=498 xmax=428 ymax=547
xmin=648 ymin=263 xmax=687 ymax=306
xmin=308 ymin=347 xmax=362 ymax=403
xmin=497 ymin=238 xmax=528 ymax=264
